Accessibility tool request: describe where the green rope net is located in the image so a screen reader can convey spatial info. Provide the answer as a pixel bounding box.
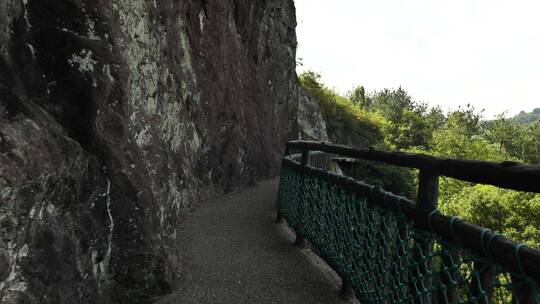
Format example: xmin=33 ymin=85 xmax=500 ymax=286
xmin=277 ymin=164 xmax=540 ymax=304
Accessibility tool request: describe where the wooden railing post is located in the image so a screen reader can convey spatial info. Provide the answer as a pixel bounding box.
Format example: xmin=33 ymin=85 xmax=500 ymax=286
xmin=413 ymin=170 xmax=439 ymax=304
xmin=293 ymin=149 xmax=310 ymax=249
xmin=300 ymin=149 xmax=310 ymax=167
xmin=416 ymin=170 xmax=439 ymax=222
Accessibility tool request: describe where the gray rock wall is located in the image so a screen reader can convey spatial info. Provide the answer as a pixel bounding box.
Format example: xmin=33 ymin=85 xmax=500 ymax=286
xmin=298 ymin=88 xmax=328 ymax=141
xmin=0 ymin=0 xmax=324 ymax=303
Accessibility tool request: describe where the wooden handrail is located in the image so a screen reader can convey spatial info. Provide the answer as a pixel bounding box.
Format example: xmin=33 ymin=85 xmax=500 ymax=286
xmin=281 ymin=141 xmax=540 ymax=284
xmin=286 ymin=140 xmax=540 ymax=193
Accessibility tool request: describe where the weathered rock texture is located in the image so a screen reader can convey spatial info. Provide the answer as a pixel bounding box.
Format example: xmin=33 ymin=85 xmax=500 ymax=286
xmin=328 ymin=126 xmax=370 ymax=148
xmin=0 ymin=0 xmax=323 ymax=303
xmin=297 ymin=89 xmax=328 ymax=141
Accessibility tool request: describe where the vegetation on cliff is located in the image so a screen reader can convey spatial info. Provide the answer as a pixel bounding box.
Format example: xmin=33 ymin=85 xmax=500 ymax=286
xmin=299 ymin=70 xmax=540 ymax=247
xmin=298 ymin=71 xmax=386 ymax=145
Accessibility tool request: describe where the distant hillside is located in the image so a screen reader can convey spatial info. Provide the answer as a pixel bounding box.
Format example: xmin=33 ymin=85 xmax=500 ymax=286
xmin=511 ymin=108 xmax=540 ymax=124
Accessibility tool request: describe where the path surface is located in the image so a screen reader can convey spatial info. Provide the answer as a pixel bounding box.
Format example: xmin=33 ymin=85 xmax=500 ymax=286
xmin=156 ymin=178 xmax=356 ymax=304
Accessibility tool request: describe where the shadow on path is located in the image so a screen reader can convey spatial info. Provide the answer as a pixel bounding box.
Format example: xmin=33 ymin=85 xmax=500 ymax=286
xmin=156 ymin=178 xmax=357 ymax=304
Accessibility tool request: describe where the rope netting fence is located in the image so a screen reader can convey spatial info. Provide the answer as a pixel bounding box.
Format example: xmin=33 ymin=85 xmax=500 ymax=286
xmin=277 ymin=147 xmax=540 ymax=304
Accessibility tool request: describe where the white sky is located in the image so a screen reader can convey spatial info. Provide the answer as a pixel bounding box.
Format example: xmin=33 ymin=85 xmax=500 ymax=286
xmin=295 ymin=0 xmax=540 ymax=118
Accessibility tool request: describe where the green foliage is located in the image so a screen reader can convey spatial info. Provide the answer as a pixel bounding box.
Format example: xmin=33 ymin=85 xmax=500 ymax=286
xmin=445 ymin=104 xmax=483 ymax=136
xmin=510 ymin=108 xmax=540 ymax=125
xmin=425 ymin=106 xmax=446 ymax=135
xmin=299 ymin=70 xmax=540 ymax=247
xmin=299 ymin=71 xmax=386 ymax=144
xmin=415 ymin=106 xmax=539 ymax=246
xmin=347 ymin=85 xmax=369 ymax=108
xmin=442 ymin=185 xmax=540 ymax=248
xmin=518 ymin=121 xmax=540 ymax=164
xmin=430 ymin=127 xmax=509 ymax=162
xmin=364 ymin=88 xmax=443 ymax=150
xmin=483 ymin=113 xmax=521 ymax=153
xmin=483 ymin=114 xmax=540 ymax=164
xmin=382 ymin=108 xmax=427 ymax=150
xmin=417 ymin=106 xmax=510 ymax=162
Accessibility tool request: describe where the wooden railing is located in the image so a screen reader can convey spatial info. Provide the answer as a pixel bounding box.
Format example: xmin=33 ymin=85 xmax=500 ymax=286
xmin=278 ymin=140 xmax=540 ymax=303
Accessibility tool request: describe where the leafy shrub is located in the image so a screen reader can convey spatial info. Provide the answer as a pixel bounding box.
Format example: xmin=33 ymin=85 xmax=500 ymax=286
xmin=442 ymin=185 xmax=540 ymax=248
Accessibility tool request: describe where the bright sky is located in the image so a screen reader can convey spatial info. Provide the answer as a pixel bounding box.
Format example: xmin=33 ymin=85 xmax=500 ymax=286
xmin=295 ymin=0 xmax=540 ymax=118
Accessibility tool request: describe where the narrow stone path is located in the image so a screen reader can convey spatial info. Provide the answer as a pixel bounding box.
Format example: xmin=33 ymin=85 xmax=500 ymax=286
xmin=156 ymin=178 xmax=356 ymax=304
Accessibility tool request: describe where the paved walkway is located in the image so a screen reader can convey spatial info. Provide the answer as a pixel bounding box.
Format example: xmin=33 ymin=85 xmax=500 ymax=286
xmin=156 ymin=178 xmax=357 ymax=304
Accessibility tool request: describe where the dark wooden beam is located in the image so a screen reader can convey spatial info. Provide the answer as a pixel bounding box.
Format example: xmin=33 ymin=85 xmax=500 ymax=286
xmin=415 ymin=171 xmax=439 ymax=229
xmin=413 ymin=171 xmax=439 ymax=304
xmin=286 ymin=141 xmax=540 ymax=193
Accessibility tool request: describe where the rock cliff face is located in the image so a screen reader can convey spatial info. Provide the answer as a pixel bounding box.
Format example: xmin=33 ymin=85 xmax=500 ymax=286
xmin=297 ymin=90 xmax=328 ymax=141
xmin=0 ymin=1 xmax=321 ymax=303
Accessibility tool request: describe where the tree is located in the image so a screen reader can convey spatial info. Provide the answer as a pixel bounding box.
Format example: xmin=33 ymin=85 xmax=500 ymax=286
xmin=442 ymin=185 xmax=540 ymax=248
xmin=347 ymin=85 xmax=370 ymax=109
xmin=383 ymin=108 xmax=430 ymax=149
xmin=445 ymin=104 xmax=483 ymax=137
xmin=418 ymin=106 xmax=510 ymax=204
xmin=522 ymin=120 xmax=540 ymax=163
xmin=428 ymin=106 xmax=507 ymax=161
xmin=510 ymin=108 xmax=540 ymax=125
xmin=425 ymin=106 xmax=446 ymax=132
xmin=483 ymin=115 xmax=540 ymax=164
xmin=362 ymin=87 xmax=439 ymax=150
xmin=483 ymin=113 xmax=520 ymax=153
xmin=368 ymin=87 xmax=416 ymax=120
